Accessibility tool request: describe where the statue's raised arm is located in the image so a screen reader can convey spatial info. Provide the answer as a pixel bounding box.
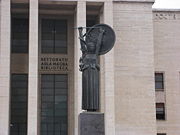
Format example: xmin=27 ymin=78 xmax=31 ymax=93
xmin=78 ymin=27 xmax=87 ymax=54
xmin=95 ymin=28 xmax=105 ymax=55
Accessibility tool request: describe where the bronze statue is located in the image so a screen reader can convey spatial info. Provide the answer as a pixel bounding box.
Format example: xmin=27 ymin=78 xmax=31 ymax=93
xmin=78 ymin=24 xmax=116 ymax=111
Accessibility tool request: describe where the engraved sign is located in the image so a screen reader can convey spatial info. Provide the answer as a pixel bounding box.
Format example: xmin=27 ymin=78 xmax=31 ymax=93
xmin=154 ymin=13 xmax=177 ymax=20
xmin=40 ymin=56 xmax=68 ymax=71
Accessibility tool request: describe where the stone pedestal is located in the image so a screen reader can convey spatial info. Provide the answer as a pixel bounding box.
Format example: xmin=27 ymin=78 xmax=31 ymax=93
xmin=79 ymin=112 xmax=104 ymax=135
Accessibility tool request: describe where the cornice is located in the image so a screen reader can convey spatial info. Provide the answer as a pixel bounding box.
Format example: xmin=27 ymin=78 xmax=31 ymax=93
xmin=113 ymin=0 xmax=154 ymax=3
xmin=153 ymin=8 xmax=180 ymax=12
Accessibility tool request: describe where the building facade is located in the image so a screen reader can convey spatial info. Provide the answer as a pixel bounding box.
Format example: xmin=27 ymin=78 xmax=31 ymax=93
xmin=0 ymin=0 xmax=180 ymax=135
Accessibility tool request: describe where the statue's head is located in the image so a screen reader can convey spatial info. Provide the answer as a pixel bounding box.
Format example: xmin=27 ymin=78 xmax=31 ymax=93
xmin=87 ymin=42 xmax=96 ymax=53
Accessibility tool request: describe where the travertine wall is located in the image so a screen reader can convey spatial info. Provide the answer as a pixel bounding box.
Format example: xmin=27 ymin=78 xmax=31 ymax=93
xmin=153 ymin=10 xmax=180 ymax=135
xmin=0 ymin=0 xmax=11 ymax=135
xmin=113 ymin=1 xmax=156 ymax=135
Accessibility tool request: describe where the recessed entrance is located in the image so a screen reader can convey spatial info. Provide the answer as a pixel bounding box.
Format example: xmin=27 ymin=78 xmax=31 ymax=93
xmin=41 ymin=74 xmax=68 ymax=135
xmin=10 ymin=74 xmax=28 ymax=135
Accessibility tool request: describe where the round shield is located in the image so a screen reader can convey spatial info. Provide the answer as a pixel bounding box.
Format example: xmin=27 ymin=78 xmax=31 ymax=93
xmin=85 ymin=24 xmax=116 ymax=55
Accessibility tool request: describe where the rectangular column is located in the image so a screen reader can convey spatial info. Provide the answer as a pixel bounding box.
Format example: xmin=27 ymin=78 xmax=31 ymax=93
xmin=74 ymin=1 xmax=86 ymax=135
xmin=28 ymin=0 xmax=39 ymax=135
xmin=103 ymin=1 xmax=116 ymax=135
xmin=0 ymin=0 xmax=11 ymax=135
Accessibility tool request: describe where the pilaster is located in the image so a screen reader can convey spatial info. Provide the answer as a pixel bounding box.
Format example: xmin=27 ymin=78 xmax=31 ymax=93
xmin=0 ymin=0 xmax=11 ymax=135
xmin=74 ymin=1 xmax=86 ymax=135
xmin=28 ymin=0 xmax=39 ymax=135
xmin=103 ymin=1 xmax=116 ymax=135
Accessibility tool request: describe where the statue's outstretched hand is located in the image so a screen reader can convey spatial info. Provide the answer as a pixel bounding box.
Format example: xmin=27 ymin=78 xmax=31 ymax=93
xmin=78 ymin=27 xmax=83 ymax=33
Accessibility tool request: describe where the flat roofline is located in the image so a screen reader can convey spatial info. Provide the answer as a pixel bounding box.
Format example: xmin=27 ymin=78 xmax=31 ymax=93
xmin=153 ymin=8 xmax=180 ymax=12
xmin=113 ymin=0 xmax=154 ymax=3
xmin=12 ymin=0 xmax=155 ymax=4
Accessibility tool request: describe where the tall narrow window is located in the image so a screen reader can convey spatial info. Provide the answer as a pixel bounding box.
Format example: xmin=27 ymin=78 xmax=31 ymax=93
xmin=86 ymin=19 xmax=97 ymax=31
xmin=10 ymin=74 xmax=28 ymax=135
xmin=155 ymin=73 xmax=164 ymax=90
xmin=41 ymin=19 xmax=67 ymax=54
xmin=11 ymin=18 xmax=29 ymax=53
xmin=156 ymin=103 xmax=165 ymax=120
xmin=41 ymin=74 xmax=68 ymax=135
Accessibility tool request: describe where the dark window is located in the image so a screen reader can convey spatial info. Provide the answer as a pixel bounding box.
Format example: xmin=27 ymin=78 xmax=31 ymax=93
xmin=87 ymin=20 xmax=96 ymax=27
xmin=41 ymin=19 xmax=67 ymax=54
xmin=11 ymin=18 xmax=29 ymax=53
xmin=86 ymin=19 xmax=97 ymax=31
xmin=41 ymin=74 xmax=68 ymax=135
xmin=155 ymin=73 xmax=164 ymax=90
xmin=156 ymin=103 xmax=165 ymax=120
xmin=10 ymin=74 xmax=28 ymax=135
xmin=157 ymin=134 xmax=166 ymax=135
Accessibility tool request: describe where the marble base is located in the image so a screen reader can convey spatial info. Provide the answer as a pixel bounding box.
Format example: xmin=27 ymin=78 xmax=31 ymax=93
xmin=79 ymin=112 xmax=105 ymax=135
